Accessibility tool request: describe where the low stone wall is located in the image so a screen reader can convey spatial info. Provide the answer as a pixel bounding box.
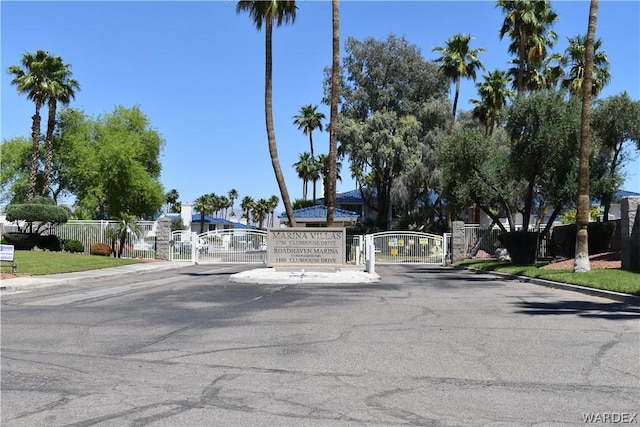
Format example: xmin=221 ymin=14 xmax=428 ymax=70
xmin=621 ymin=197 xmax=640 ymax=271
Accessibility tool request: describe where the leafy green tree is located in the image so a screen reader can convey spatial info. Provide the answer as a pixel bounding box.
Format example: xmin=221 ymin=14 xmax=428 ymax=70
xmin=505 ymin=90 xmax=581 ymax=231
xmin=293 ymin=104 xmax=325 ymax=158
xmin=497 ymin=0 xmax=558 ymax=96
xmin=0 ymin=137 xmax=32 ymax=204
xmin=575 ymin=0 xmax=599 ymax=273
xmin=7 ymin=50 xmax=53 ymax=201
xmin=433 ymin=33 xmax=485 ymax=132
xmin=236 ymin=0 xmax=297 ymax=227
xmin=331 ymin=34 xmax=450 ymax=229
xmin=6 ymin=196 xmax=70 ymax=234
xmin=42 ymin=56 xmax=80 ymax=198
xmin=61 ymin=106 xmax=165 ymax=219
xmin=590 ymin=92 xmax=640 ymax=221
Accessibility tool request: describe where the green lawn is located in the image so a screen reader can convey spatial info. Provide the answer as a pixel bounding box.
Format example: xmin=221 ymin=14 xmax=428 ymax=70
xmin=1 ymin=251 xmax=145 ymax=276
xmin=457 ymin=259 xmax=640 ymax=296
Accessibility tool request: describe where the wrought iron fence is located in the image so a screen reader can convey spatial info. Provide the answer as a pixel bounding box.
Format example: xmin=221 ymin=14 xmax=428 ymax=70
xmin=464 ymin=224 xmax=550 ymax=259
xmin=0 ymin=220 xmax=157 ymax=259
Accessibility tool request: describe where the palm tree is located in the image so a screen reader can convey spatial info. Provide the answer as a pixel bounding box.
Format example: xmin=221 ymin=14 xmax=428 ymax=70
xmin=470 ymin=69 xmax=514 ymax=135
xmin=240 ymin=195 xmax=254 ymax=225
xmin=574 ymin=0 xmax=599 ymax=273
xmin=317 ymin=154 xmax=341 ymax=203
xmin=7 ymin=50 xmax=52 ymax=201
xmin=433 ymin=33 xmax=485 ymax=132
xmin=327 ymin=0 xmax=340 ymax=226
xmin=236 ymin=0 xmax=297 ymax=227
xmin=497 ymin=0 xmax=558 ymax=96
xmin=268 ymin=195 xmax=279 ymax=227
xmin=228 ymin=188 xmax=239 ymax=217
xmin=293 ymin=104 xmax=325 ymax=158
xmin=165 ymin=189 xmax=179 ymax=213
xmin=193 ymin=194 xmax=213 ymax=233
xmin=252 ymin=198 xmax=271 ymax=229
xmin=562 ymin=34 xmax=610 ymax=97
xmin=115 ymin=214 xmax=141 ymax=258
xmin=42 ymin=56 xmax=80 ymax=198
xmin=293 ymin=152 xmax=314 ymax=200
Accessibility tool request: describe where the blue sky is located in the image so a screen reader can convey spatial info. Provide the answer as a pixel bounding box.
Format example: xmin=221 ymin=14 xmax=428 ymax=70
xmin=2 ymin=1 xmax=639 ymax=213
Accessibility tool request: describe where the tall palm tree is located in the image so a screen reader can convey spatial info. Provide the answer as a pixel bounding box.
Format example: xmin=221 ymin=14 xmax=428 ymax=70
xmin=267 ymin=195 xmax=279 ymax=227
xmin=165 ymin=189 xmax=179 ymax=213
xmin=574 ymin=0 xmax=599 ymax=273
xmin=470 ymin=69 xmax=514 ymax=135
xmin=7 ymin=50 xmax=52 ymax=201
xmin=228 ymin=188 xmax=239 ymax=216
xmin=497 ymin=0 xmax=558 ymax=96
xmin=433 ymin=33 xmax=485 ymax=132
xmin=317 ymin=154 xmax=341 ymax=203
xmin=236 ymin=0 xmax=297 ymax=227
xmin=240 ymin=195 xmax=254 ymax=225
xmin=42 ymin=56 xmax=80 ymax=198
xmin=292 ymin=104 xmax=325 ymax=158
xmin=327 ymin=0 xmax=340 ymax=226
xmin=562 ymin=34 xmax=610 ymax=97
xmin=293 ymin=152 xmax=314 ymax=200
xmin=252 ymin=198 xmax=271 ymax=229
xmin=193 ymin=194 xmax=213 ymax=233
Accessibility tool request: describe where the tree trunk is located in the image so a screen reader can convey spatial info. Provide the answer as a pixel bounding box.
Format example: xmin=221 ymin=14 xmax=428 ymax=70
xmin=28 ymin=101 xmax=42 ymax=202
xmin=450 ymin=76 xmax=460 ymax=133
xmin=265 ymin=19 xmax=296 ymax=227
xmin=326 ymin=0 xmax=340 ymax=227
xmin=43 ymin=98 xmax=57 ymax=198
xmin=574 ymin=0 xmax=598 ymax=273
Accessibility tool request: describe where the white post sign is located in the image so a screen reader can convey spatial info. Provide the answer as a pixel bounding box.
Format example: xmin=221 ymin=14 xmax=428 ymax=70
xmin=0 ymin=244 xmax=15 ymax=262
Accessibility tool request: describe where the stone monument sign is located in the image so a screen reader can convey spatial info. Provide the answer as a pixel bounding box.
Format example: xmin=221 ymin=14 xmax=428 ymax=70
xmin=267 ymin=227 xmax=346 ymax=267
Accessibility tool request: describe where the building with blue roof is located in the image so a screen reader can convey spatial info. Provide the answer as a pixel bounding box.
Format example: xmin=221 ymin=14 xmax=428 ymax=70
xmin=278 ymin=205 xmax=359 ymax=228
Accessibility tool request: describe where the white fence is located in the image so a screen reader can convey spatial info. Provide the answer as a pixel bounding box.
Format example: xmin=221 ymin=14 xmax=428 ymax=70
xmin=0 ymin=220 xmax=157 ymax=259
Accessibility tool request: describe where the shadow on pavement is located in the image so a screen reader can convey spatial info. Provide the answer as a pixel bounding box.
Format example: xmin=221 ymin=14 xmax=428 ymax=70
xmin=512 ymin=300 xmax=640 ymax=320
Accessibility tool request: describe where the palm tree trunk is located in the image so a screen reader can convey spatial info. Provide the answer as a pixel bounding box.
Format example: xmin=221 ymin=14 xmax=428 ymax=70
xmin=28 ymin=102 xmax=42 ymax=202
xmin=574 ymin=0 xmax=598 ymax=273
xmin=326 ymin=0 xmax=340 ymax=227
xmin=450 ymin=76 xmax=461 ymax=133
xmin=265 ymin=19 xmax=296 ymax=227
xmin=42 ymin=97 xmax=57 ymax=198
xmin=309 ymin=133 xmax=314 ymax=158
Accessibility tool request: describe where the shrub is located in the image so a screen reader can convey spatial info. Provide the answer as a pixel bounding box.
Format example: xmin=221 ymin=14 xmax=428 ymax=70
xmin=90 ymin=242 xmax=111 ymax=256
xmin=2 ymin=233 xmax=42 ymax=250
xmin=498 ymin=231 xmax=539 ymax=265
xmin=62 ymin=239 xmax=84 ymax=253
xmin=39 ymin=235 xmax=62 ymax=252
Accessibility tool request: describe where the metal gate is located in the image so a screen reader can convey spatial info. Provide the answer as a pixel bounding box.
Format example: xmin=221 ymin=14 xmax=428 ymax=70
xmin=369 ymin=231 xmax=446 ymax=265
xmin=170 ymin=229 xmax=268 ymax=264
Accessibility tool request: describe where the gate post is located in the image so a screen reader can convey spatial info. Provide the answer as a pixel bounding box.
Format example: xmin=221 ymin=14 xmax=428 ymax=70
xmin=365 ymin=234 xmax=375 ymax=274
xmin=191 ymin=232 xmax=198 ymax=264
xmin=155 ymin=217 xmax=171 ymax=260
xmin=451 ymin=221 xmax=466 ymax=263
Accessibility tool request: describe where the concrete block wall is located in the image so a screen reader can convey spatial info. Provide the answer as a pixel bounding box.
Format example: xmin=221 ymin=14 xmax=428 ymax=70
xmin=621 ymin=197 xmax=640 ymax=271
xmin=156 ymin=217 xmax=171 ymax=261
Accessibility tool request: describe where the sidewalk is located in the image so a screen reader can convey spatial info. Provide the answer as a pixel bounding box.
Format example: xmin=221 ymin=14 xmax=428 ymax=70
xmin=0 ymin=261 xmax=193 ymax=292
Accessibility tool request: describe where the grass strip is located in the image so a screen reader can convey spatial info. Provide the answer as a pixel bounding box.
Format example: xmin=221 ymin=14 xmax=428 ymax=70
xmin=457 ymin=260 xmax=640 ymax=296
xmin=1 ymin=251 xmax=144 ymax=276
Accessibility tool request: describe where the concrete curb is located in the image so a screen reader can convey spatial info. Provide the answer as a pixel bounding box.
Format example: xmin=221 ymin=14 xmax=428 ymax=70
xmin=0 ymin=262 xmax=193 ymax=293
xmin=454 ymin=265 xmax=640 ymax=306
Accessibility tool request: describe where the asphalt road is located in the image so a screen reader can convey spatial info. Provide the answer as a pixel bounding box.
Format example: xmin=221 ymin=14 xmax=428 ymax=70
xmin=1 ymin=264 xmax=638 ymax=426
